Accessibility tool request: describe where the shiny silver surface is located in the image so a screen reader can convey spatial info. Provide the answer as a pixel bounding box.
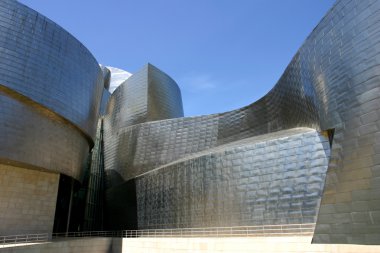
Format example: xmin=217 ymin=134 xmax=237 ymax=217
xmin=0 ymin=0 xmax=103 ymax=180
xmin=104 ymin=0 xmax=380 ymax=244
xmin=136 ymin=128 xmax=330 ymax=229
xmin=105 ymin=63 xmax=183 ymax=129
xmin=105 ymin=66 xmax=132 ymax=94
xmin=0 ymin=0 xmax=378 ymax=245
xmin=103 ymin=64 xmax=184 ymax=183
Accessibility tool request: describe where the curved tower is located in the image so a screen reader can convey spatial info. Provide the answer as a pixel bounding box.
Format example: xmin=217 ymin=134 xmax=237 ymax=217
xmin=0 ymin=0 xmax=104 ymax=235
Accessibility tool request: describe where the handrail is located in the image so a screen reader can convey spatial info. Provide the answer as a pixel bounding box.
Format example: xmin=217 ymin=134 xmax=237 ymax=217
xmin=53 ymin=223 xmax=315 ymax=238
xmin=0 ymin=233 xmax=49 ymax=248
xmin=0 ymin=223 xmax=315 ymax=247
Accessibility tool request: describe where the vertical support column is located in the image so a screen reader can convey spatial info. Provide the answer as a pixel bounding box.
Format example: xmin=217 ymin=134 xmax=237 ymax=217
xmin=66 ymin=179 xmax=74 ymax=235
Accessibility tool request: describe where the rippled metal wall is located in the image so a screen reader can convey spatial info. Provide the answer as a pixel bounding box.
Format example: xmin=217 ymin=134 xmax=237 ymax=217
xmin=303 ymin=0 xmax=380 ymax=244
xmin=136 ymin=128 xmax=330 ymax=229
xmin=104 ymin=0 xmax=380 ymax=244
xmin=103 ymin=64 xmax=184 ymax=186
xmin=0 ymin=0 xmax=104 ymax=180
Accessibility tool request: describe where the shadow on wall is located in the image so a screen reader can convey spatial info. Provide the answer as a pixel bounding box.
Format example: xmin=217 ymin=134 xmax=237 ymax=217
xmin=105 ymin=180 xmax=138 ymax=230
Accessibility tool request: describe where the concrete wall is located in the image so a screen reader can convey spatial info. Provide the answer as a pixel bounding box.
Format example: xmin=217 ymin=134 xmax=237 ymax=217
xmin=0 ymin=165 xmax=59 ymax=235
xmin=2 ymin=237 xmax=380 ymax=253
xmin=117 ymin=237 xmax=380 ymax=253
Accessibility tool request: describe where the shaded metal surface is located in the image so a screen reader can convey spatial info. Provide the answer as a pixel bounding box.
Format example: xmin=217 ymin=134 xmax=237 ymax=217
xmin=0 ymin=91 xmax=89 ymax=179
xmin=103 ymin=0 xmax=380 ymax=244
xmin=0 ymin=0 xmax=103 ymax=180
xmin=83 ymin=120 xmax=106 ymax=231
xmin=100 ymin=65 xmax=111 ymax=90
xmin=99 ymin=89 xmax=111 ymax=116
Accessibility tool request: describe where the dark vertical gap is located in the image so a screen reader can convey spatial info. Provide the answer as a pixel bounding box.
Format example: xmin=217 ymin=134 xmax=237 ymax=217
xmin=82 ymin=119 xmax=105 ymax=231
xmin=65 ymin=179 xmax=74 ymax=234
xmin=327 ymin=128 xmax=335 ymax=148
xmin=53 ymin=174 xmax=71 ymax=233
xmin=104 ymin=179 xmax=138 ymax=230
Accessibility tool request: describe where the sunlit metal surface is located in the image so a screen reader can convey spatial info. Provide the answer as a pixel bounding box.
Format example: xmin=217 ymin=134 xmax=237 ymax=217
xmin=0 ymin=0 xmax=378 ymax=245
xmin=103 ymin=0 xmax=380 ymax=244
xmin=105 ymin=66 xmax=132 ymax=94
xmin=103 ymin=64 xmax=185 ymax=185
xmin=0 ymin=0 xmax=103 ymax=180
xmin=135 ymin=128 xmax=330 ymax=229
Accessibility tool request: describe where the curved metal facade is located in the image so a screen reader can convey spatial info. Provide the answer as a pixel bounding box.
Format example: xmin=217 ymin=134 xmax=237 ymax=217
xmin=0 ymin=0 xmax=103 ymax=180
xmin=103 ymin=0 xmax=380 ymax=244
xmin=0 ymin=0 xmax=378 ymax=245
xmin=135 ymin=128 xmax=330 ymax=229
xmin=103 ymin=64 xmax=184 ymax=185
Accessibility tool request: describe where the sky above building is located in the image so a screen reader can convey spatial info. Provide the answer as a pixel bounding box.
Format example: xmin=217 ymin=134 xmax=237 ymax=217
xmin=19 ymin=0 xmax=335 ymax=116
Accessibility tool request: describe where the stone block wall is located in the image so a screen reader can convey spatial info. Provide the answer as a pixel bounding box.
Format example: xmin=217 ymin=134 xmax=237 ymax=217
xmin=0 ymin=165 xmax=59 ymax=235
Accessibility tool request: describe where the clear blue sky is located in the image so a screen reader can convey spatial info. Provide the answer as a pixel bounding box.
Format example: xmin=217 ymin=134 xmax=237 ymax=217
xmin=19 ymin=0 xmax=335 ymax=116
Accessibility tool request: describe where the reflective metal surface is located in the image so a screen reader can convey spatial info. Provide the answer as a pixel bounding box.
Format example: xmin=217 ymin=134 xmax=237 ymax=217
xmin=105 ymin=66 xmax=132 ymax=94
xmin=103 ymin=0 xmax=380 ymax=244
xmin=1 ymin=0 xmax=379 ymax=245
xmin=0 ymin=0 xmax=103 ymax=180
xmin=103 ymin=64 xmax=185 ymax=184
xmin=135 ymin=128 xmax=330 ymax=229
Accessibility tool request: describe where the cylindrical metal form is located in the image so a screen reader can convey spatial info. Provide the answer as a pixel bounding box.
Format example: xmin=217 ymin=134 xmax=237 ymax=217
xmin=0 ymin=0 xmax=104 ymax=180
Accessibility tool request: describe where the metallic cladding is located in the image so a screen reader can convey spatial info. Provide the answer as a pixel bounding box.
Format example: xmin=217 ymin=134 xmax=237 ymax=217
xmin=147 ymin=64 xmax=184 ymax=120
xmin=103 ymin=64 xmax=185 ymax=184
xmin=0 ymin=1 xmax=103 ymax=180
xmin=105 ymin=64 xmax=184 ymax=130
xmin=135 ymin=128 xmax=330 ymax=229
xmin=0 ymin=0 xmax=377 ymax=245
xmin=104 ymin=0 xmax=380 ymax=244
xmin=104 ymin=115 xmax=219 ymax=183
xmin=0 ymin=90 xmax=89 ymax=180
xmin=0 ymin=0 xmax=103 ymax=139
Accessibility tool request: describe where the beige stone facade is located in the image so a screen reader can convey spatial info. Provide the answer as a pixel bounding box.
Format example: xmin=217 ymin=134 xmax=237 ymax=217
xmin=0 ymin=165 xmax=59 ymax=235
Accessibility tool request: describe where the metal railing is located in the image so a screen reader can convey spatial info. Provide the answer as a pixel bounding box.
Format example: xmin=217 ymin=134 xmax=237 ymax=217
xmin=53 ymin=230 xmax=124 ymax=238
xmin=127 ymin=223 xmax=315 ymax=238
xmin=53 ymin=223 xmax=315 ymax=238
xmin=0 ymin=223 xmax=315 ymax=247
xmin=0 ymin=233 xmax=49 ymax=248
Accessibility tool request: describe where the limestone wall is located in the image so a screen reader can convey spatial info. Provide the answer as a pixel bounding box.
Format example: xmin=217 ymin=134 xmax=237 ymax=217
xmin=0 ymin=165 xmax=59 ymax=235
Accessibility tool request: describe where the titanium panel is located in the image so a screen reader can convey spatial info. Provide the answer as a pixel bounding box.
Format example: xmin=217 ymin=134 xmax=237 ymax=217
xmin=105 ymin=66 xmax=132 ymax=94
xmin=104 ymin=115 xmax=219 ymax=185
xmin=103 ymin=0 xmax=380 ymax=244
xmin=0 ymin=91 xmax=89 ymax=180
xmin=135 ymin=128 xmax=330 ymax=229
xmin=0 ymin=1 xmax=103 ymax=180
xmin=105 ymin=65 xmax=149 ymax=130
xmin=147 ymin=64 xmax=184 ymax=120
xmin=0 ymin=0 xmax=103 ymax=139
xmin=105 ymin=64 xmax=183 ymax=131
xmin=104 ymin=64 xmax=185 ymax=184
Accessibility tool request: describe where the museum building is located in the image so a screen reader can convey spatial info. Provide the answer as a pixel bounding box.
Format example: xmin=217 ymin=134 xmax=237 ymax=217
xmin=0 ymin=0 xmax=379 ymax=246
